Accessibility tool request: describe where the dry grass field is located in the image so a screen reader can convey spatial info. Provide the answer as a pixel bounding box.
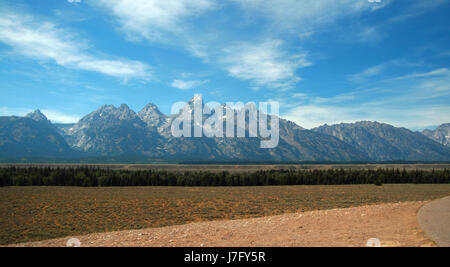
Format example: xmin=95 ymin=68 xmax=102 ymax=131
xmin=1 ymin=184 xmax=450 ymax=245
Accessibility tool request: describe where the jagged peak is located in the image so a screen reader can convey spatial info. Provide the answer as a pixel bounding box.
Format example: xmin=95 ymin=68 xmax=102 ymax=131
xmin=169 ymin=95 xmax=204 ymax=116
xmin=97 ymin=104 xmax=115 ymax=111
xmin=143 ymin=103 xmax=158 ymax=108
xmin=95 ymin=104 xmax=133 ymax=113
xmin=138 ymin=103 xmax=167 ymax=127
xmin=437 ymin=123 xmax=450 ymax=128
xmin=139 ymin=103 xmax=163 ymax=115
xmin=26 ymin=109 xmax=48 ymax=122
xmin=187 ymin=94 xmax=203 ymax=106
xmin=119 ymin=104 xmax=131 ymax=110
xmin=318 ymin=121 xmax=387 ymax=128
xmin=81 ymin=104 xmax=139 ymax=123
xmin=354 ymin=120 xmax=382 ymax=125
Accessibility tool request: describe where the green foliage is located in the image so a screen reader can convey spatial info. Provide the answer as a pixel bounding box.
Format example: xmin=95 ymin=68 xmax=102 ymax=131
xmin=0 ymin=167 xmax=449 ymax=187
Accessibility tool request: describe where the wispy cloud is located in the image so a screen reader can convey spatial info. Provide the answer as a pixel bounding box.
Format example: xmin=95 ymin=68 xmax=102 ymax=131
xmin=391 ymin=68 xmax=449 ymax=81
xmin=96 ymin=0 xmax=216 ymax=42
xmin=348 ymin=64 xmax=386 ymax=83
xmin=92 ymin=0 xmax=397 ymax=91
xmin=282 ymin=68 xmax=450 ymax=129
xmin=354 ymin=25 xmax=386 ymax=43
xmin=283 ymin=102 xmax=450 ymax=130
xmin=0 ymin=107 xmax=32 ymax=117
xmin=232 ymin=0 xmax=389 ymax=33
xmin=40 ymin=109 xmax=80 ymax=123
xmin=388 ymin=0 xmax=447 ymax=22
xmin=0 ymin=9 xmax=151 ymax=80
xmin=171 ymin=79 xmax=208 ymax=90
xmin=221 ymin=40 xmax=311 ymax=90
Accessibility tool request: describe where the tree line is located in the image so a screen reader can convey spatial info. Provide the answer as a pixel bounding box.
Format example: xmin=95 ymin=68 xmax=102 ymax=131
xmin=0 ymin=167 xmax=449 ymax=187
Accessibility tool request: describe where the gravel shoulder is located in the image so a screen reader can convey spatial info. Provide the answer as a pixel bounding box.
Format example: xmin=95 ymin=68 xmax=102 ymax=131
xmin=14 ymin=201 xmax=436 ymax=247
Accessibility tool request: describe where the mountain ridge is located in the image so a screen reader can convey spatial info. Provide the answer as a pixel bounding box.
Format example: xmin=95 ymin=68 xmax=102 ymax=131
xmin=312 ymin=121 xmax=450 ymax=161
xmin=0 ymin=114 xmax=76 ymax=158
xmin=422 ymin=123 xmax=450 ymax=147
xmin=1 ymin=98 xmax=450 ymax=162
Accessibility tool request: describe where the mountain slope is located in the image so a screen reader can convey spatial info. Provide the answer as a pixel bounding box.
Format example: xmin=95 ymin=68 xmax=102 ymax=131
xmin=3 ymin=100 xmax=448 ymax=162
xmin=422 ymin=123 xmax=450 ymax=147
xmin=57 ymin=104 xmax=160 ymax=156
xmin=138 ymin=103 xmax=167 ymax=128
xmin=52 ymin=96 xmax=368 ymax=161
xmin=277 ymin=120 xmax=369 ymax=161
xmin=148 ymin=96 xmax=369 ymax=161
xmin=312 ymin=121 xmax=450 ymax=161
xmin=0 ymin=111 xmax=74 ymax=157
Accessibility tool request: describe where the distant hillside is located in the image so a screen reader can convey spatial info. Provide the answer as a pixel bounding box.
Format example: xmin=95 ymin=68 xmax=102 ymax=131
xmin=422 ymin=123 xmax=450 ymax=147
xmin=0 ymin=110 xmax=75 ymax=157
xmin=312 ymin=121 xmax=450 ymax=161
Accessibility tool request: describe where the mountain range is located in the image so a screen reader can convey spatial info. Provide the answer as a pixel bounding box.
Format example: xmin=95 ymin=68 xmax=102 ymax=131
xmin=422 ymin=124 xmax=450 ymax=147
xmin=313 ymin=121 xmax=450 ymax=161
xmin=0 ymin=111 xmax=74 ymax=158
xmin=1 ymin=96 xmax=449 ymax=162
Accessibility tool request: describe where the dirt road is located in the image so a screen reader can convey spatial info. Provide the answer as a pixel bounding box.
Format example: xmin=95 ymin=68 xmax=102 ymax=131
xmin=418 ymin=196 xmax=450 ymax=247
xmin=14 ymin=201 xmax=435 ymax=247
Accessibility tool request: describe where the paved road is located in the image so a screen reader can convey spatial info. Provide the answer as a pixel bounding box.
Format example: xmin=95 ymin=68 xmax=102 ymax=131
xmin=418 ymin=196 xmax=450 ymax=247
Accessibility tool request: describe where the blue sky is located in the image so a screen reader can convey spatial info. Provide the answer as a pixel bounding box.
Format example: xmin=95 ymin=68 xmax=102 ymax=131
xmin=0 ymin=0 xmax=449 ymax=130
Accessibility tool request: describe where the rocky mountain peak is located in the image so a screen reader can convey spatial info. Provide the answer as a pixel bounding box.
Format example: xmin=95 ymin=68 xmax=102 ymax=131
xmin=78 ymin=104 xmax=140 ymax=126
xmin=117 ymin=104 xmax=137 ymax=120
xmin=5 ymin=96 xmax=449 ymax=162
xmin=138 ymin=103 xmax=166 ymax=128
xmin=119 ymin=104 xmax=130 ymax=111
xmin=139 ymin=103 xmax=162 ymax=115
xmin=26 ymin=109 xmax=48 ymax=122
xmin=313 ymin=121 xmax=450 ymax=161
xmin=98 ymin=104 xmax=115 ymax=111
xmin=343 ymin=121 xmax=382 ymax=127
xmin=186 ymin=94 xmax=204 ymax=110
xmin=422 ymin=123 xmax=450 ymax=147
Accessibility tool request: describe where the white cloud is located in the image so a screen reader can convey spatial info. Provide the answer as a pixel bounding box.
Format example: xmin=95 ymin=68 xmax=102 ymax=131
xmin=415 ymin=70 xmax=450 ymax=94
xmin=0 ymin=107 xmax=33 ymax=117
xmin=75 ymin=59 xmax=150 ymax=79
xmin=283 ymin=102 xmax=450 ymax=130
xmin=388 ymin=0 xmax=446 ymax=22
xmin=0 ymin=9 xmax=151 ymax=80
xmin=355 ymin=26 xmax=385 ymax=43
xmin=348 ymin=64 xmax=385 ymax=83
xmin=93 ymin=0 xmax=396 ymax=91
xmin=282 ymin=68 xmax=450 ymax=129
xmin=233 ymin=0 xmax=393 ymax=45
xmin=40 ymin=109 xmax=80 ymax=124
xmin=221 ymin=40 xmax=311 ymax=90
xmin=391 ymin=68 xmax=449 ymax=81
xmin=284 ymin=104 xmax=361 ymax=129
xmin=171 ymin=79 xmax=208 ymax=90
xmin=232 ymin=0 xmax=389 ymax=32
xmin=96 ymin=0 xmax=216 ymax=42
xmin=67 ymin=0 xmax=81 ymax=3
xmin=291 ymin=93 xmax=309 ymax=99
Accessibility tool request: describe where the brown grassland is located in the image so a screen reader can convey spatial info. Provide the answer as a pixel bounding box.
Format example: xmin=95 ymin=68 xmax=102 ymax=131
xmin=1 ymin=184 xmax=450 ymax=245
